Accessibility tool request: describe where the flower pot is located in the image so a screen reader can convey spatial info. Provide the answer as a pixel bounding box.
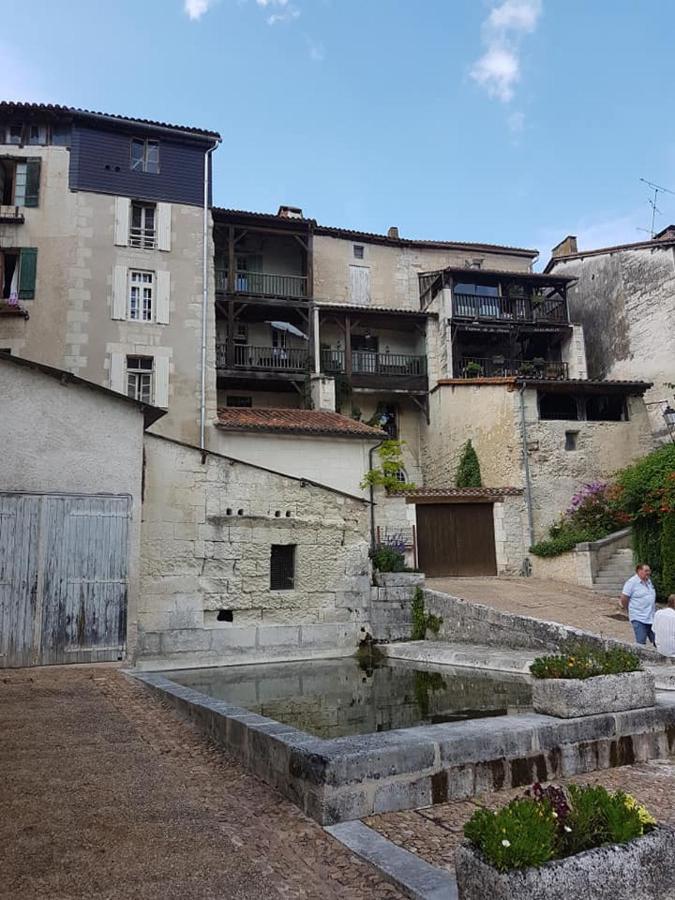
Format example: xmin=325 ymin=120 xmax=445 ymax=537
xmin=456 ymin=825 xmax=675 ymax=900
xmin=532 ymin=670 xmax=655 ymax=718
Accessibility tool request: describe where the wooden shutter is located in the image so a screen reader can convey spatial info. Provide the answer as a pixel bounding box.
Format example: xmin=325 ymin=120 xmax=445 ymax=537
xmin=349 ymin=266 xmax=371 ymax=305
xmin=112 ymin=266 xmax=127 ymax=320
xmin=157 ymin=203 xmax=171 ymax=251
xmin=114 ymin=197 xmax=130 ymax=246
xmin=154 ymin=356 xmax=170 ymax=408
xmin=155 ymin=270 xmax=170 ymax=324
xmin=18 ymin=248 xmax=38 ymax=299
xmin=24 ymin=159 xmax=41 ymax=207
xmin=110 ymin=352 xmax=126 ymax=394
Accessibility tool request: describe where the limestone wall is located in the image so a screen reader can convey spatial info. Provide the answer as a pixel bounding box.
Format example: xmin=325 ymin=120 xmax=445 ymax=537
xmin=551 ymin=246 xmax=675 ymax=439
xmin=137 ymin=434 xmax=372 ymax=669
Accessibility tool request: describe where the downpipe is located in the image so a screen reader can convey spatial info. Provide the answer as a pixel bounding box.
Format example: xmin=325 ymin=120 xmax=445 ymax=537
xmin=200 ymin=138 xmax=221 ymax=454
xmin=368 ymin=438 xmax=386 ymax=552
xmin=519 ymin=383 xmax=535 ymax=570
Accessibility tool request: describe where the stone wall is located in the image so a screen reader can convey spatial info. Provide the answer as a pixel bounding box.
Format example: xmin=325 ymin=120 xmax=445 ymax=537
xmin=550 ymin=245 xmax=675 ymax=439
xmin=137 ymin=434 xmax=372 ymax=669
xmin=369 ymin=573 xmax=425 ymax=642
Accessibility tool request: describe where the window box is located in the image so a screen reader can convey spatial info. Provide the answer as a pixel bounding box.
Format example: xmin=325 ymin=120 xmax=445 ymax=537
xmin=455 ymin=825 xmax=675 ymax=900
xmin=532 ymin=670 xmax=655 ymax=719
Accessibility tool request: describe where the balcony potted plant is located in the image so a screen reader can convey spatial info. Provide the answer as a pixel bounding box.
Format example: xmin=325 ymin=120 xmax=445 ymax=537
xmin=464 ymin=361 xmax=484 ymax=379
xmin=456 ymin=783 xmax=674 ymax=900
xmin=529 ymin=647 xmax=655 ymax=718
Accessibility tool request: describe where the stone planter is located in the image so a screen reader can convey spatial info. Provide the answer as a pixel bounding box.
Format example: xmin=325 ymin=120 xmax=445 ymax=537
xmin=532 ymin=670 xmax=655 ymax=718
xmin=456 ymin=826 xmax=675 ymax=900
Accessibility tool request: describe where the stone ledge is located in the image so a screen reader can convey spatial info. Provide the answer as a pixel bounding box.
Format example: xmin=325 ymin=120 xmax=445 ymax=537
xmin=533 ymin=671 xmax=656 ymax=718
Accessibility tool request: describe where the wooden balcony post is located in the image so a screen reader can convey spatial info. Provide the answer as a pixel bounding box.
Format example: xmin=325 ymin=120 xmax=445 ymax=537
xmin=345 ymin=312 xmax=352 ymax=378
xmin=227 ymin=300 xmax=235 ymax=368
xmin=227 ymin=225 xmax=235 ymax=294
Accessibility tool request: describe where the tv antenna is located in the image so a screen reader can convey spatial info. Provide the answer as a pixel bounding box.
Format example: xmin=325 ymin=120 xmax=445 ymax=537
xmin=639 ymin=177 xmax=675 ymax=237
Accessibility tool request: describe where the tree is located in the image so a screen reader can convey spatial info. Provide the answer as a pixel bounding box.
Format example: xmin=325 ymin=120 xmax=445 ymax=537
xmin=360 ymin=440 xmax=416 ymax=493
xmin=456 ymin=439 xmax=482 ymax=488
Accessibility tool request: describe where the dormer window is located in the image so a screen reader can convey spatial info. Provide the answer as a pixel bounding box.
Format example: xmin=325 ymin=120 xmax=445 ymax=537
xmin=130 ymin=139 xmax=160 ymax=174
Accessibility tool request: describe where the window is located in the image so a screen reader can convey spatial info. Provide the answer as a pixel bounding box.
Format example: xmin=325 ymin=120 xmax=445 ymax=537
xmin=539 ymin=392 xmax=579 ymax=421
xmin=126 ymin=356 xmax=154 ymax=403
xmin=227 ymin=396 xmax=253 ymax=407
xmin=586 ymin=394 xmax=627 ymax=422
xmin=5 ymin=126 xmax=23 ymax=145
xmin=130 ymin=139 xmax=160 ymax=174
xmin=270 ymin=545 xmax=295 ymax=590
xmin=0 ymin=248 xmax=37 ymax=300
xmin=394 ymin=468 xmax=408 ymax=484
xmin=129 ymin=202 xmax=156 ymax=248
xmin=128 ymin=270 xmax=154 ymax=321
xmin=353 ymin=244 xmax=365 ymax=259
xmin=565 ymin=431 xmax=578 ymax=451
xmin=28 ymin=125 xmax=47 ymax=145
xmin=0 ymin=158 xmax=40 ymax=206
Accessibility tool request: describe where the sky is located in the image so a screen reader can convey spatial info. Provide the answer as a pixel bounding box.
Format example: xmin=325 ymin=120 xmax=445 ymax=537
xmin=4 ymin=0 xmax=675 ymax=263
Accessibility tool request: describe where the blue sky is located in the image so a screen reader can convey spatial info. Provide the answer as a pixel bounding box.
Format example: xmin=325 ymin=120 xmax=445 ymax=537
xmin=4 ymin=0 xmax=675 ymax=261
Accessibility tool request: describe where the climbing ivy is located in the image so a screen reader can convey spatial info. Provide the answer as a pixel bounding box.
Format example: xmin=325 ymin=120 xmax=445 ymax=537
xmin=411 ymin=587 xmax=443 ymax=640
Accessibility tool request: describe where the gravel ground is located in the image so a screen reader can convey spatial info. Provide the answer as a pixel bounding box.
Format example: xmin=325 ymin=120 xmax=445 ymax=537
xmin=365 ymin=760 xmax=675 ymax=873
xmin=0 ymin=666 xmax=403 ymax=900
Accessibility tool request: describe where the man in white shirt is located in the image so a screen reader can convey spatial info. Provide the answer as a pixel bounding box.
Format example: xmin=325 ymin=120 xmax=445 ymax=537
xmin=654 ymin=595 xmax=675 ymax=658
xmin=620 ymin=563 xmax=656 ymax=646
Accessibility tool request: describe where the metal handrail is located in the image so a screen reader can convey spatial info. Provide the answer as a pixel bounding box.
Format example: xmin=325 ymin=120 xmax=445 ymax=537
xmin=216 ymin=343 xmax=309 ymax=371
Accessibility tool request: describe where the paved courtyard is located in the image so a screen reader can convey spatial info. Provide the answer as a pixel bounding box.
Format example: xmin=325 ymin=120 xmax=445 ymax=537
xmin=427 ymin=575 xmax=635 ymax=643
xmin=1 ymin=666 xmax=403 ymax=900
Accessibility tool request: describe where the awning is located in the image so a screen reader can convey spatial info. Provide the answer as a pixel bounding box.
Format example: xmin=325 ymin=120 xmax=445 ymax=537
xmin=266 ymin=320 xmax=308 ymax=340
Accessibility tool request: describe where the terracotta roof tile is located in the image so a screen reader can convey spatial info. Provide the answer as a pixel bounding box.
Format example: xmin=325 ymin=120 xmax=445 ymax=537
xmin=400 ymin=486 xmax=523 ymax=498
xmin=216 ymin=408 xmax=385 ymax=438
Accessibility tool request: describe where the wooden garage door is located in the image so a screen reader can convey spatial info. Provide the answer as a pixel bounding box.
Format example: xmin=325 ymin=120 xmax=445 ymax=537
xmin=416 ymin=503 xmax=497 ymax=577
xmin=0 ymin=493 xmax=130 ymax=667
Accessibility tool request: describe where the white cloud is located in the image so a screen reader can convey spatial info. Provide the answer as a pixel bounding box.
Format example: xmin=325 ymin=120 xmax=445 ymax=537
xmin=470 ymin=0 xmax=542 ymax=104
xmin=256 ymin=0 xmax=299 ymax=24
xmin=184 ymin=0 xmax=215 ymax=20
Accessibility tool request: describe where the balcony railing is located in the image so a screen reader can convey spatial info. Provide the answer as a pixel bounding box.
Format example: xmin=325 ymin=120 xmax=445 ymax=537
xmin=320 ymin=348 xmax=427 ymax=377
xmin=456 ymin=356 xmax=569 ymax=380
xmin=452 ymin=293 xmax=568 ymax=324
xmin=0 ymin=205 xmax=24 ymax=224
xmin=216 ymin=343 xmax=309 ymax=372
xmin=215 ymin=269 xmax=308 ymax=299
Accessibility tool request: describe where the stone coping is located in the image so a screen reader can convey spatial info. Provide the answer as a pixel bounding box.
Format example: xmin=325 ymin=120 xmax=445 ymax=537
xmin=131 ymin=669 xmax=675 ymax=825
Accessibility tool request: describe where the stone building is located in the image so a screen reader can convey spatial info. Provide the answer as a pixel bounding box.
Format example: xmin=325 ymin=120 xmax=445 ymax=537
xmin=546 ymin=229 xmax=675 ymax=440
xmin=0 ymin=101 xmax=221 ymax=445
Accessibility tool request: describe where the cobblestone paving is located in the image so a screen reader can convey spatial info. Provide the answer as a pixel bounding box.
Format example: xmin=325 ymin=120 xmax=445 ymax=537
xmin=1 ymin=666 xmax=403 ymax=900
xmin=427 ymin=575 xmax=636 ymax=643
xmin=365 ymin=759 xmax=675 ymax=872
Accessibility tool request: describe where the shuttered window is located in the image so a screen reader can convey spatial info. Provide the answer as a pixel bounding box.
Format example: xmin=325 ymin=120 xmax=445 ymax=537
xmin=18 ymin=248 xmax=38 ymax=299
xmin=24 ymin=158 xmax=41 ymax=207
xmin=270 ymin=545 xmax=296 ymax=591
xmin=126 ymin=356 xmax=153 ymax=404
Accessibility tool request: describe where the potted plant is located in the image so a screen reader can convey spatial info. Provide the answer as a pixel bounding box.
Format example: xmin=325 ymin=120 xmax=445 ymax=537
xmin=529 ymin=647 xmax=655 ymax=718
xmin=465 ymin=361 xmax=483 ymax=379
xmin=519 ymin=360 xmax=535 ymax=376
xmin=456 ymin=782 xmax=675 ymax=900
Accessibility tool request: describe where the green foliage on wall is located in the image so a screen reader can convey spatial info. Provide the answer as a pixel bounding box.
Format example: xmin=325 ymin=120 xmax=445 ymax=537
xmin=455 ymin=439 xmax=482 ymax=488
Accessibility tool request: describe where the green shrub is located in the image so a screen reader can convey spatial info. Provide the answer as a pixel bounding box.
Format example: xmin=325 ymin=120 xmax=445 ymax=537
xmin=530 ymin=482 xmax=623 ymax=558
xmin=411 ymin=587 xmax=443 ymax=640
xmin=456 ymin=439 xmax=482 ymax=488
xmin=464 ymin=783 xmax=656 ymax=872
xmin=360 ymin=440 xmax=416 ymax=493
xmin=529 ymin=647 xmax=641 ymax=680
xmin=660 ymin=512 xmax=675 ymax=597
xmin=370 ymin=544 xmax=406 ymax=573
xmin=613 ymin=444 xmax=675 ymax=518
xmin=530 ymin=529 xmax=591 ymax=558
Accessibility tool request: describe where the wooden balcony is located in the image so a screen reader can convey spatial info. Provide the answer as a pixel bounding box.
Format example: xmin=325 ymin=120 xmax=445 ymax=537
xmin=215 ymin=269 xmax=308 ymax=300
xmin=455 ymin=356 xmax=569 ymax=380
xmin=216 ymin=343 xmax=309 ymax=375
xmin=452 ymin=293 xmax=568 ymax=325
xmin=321 ymin=349 xmax=428 ymax=391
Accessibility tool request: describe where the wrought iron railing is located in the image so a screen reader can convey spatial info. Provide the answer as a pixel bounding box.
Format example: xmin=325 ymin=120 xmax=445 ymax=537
xmin=452 ymin=293 xmax=568 ymax=323
xmin=456 ymin=356 xmax=569 ymax=380
xmin=320 ymin=348 xmax=427 ymax=376
xmin=215 ymin=269 xmax=308 ymax=298
xmin=216 ymin=343 xmax=309 ymax=372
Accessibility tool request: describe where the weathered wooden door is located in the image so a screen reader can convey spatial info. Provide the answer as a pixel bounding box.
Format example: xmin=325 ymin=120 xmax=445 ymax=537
xmin=0 ymin=493 xmax=130 ymax=667
xmin=416 ymin=502 xmax=497 ymax=577
xmin=349 ymin=265 xmax=371 ymax=305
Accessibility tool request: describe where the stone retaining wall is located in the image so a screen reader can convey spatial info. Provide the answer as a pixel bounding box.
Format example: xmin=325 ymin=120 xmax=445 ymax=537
xmin=369 ymin=573 xmax=425 ymax=642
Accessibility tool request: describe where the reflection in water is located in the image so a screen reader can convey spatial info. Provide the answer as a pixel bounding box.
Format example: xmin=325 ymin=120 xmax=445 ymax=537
xmin=166 ymin=657 xmax=532 ymax=739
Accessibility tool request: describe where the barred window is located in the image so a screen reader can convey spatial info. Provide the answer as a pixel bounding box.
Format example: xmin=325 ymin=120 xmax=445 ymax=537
xmin=270 ymin=544 xmax=295 ymax=590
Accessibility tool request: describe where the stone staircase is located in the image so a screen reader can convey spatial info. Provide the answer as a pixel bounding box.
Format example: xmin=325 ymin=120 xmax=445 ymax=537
xmin=591 ymin=547 xmax=634 ymax=596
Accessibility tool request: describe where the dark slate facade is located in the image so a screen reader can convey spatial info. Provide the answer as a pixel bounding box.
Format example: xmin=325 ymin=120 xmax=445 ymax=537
xmin=69 ymin=125 xmax=212 ymax=207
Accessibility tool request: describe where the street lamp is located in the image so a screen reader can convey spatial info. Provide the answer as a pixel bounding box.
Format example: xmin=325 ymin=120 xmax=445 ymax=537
xmin=663 ymin=404 xmax=675 ymax=443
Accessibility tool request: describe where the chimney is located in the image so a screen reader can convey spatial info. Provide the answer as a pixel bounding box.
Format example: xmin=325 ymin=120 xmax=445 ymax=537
xmin=653 ymin=225 xmax=675 ymax=241
xmin=387 ymin=226 xmax=400 ymax=240
xmin=277 ymin=205 xmax=304 ymax=219
xmin=551 ymin=235 xmax=578 ymax=258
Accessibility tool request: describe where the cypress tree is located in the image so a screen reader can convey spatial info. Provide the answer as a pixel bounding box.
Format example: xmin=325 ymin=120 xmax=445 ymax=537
xmin=456 ymin=439 xmax=482 ymax=488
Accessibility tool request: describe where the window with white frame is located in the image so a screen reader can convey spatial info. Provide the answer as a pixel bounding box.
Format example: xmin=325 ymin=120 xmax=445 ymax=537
xmin=128 ymin=270 xmax=154 ymax=321
xmin=130 ymin=139 xmax=160 ymax=174
xmin=129 ymin=202 xmax=156 ymax=248
xmin=126 ymin=356 xmax=153 ymax=403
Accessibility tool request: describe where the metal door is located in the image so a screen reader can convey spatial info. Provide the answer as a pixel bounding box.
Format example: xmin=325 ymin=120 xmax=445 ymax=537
xmin=416 ymin=502 xmax=497 ymax=577
xmin=0 ymin=493 xmax=130 ymax=667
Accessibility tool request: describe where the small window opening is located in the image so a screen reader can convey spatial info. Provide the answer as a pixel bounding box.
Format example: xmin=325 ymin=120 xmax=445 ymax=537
xmin=216 ymin=609 xmax=234 ymax=623
xmin=565 ymin=431 xmax=578 ymax=451
xmin=586 ymin=394 xmax=626 ymax=422
xmin=394 ymin=468 xmax=408 ymax=484
xmin=539 ymin=392 xmax=579 ymax=421
xmin=227 ymin=395 xmax=253 ymax=408
xmin=285 ymin=511 xmax=291 ymax=518
xmin=237 ymin=508 xmax=244 ymax=516
xmin=274 ymin=510 xmax=281 ymax=517
xmin=226 ymin=508 xmax=232 ymax=516
xmin=353 ymin=244 xmax=364 ymax=259
xmin=270 ymin=544 xmax=296 ymax=590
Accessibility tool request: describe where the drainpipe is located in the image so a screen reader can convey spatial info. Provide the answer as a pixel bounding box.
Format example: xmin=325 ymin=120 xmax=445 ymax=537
xmin=200 ymin=138 xmax=221 ymax=453
xmin=368 ymin=438 xmax=386 ymax=550
xmin=518 ymin=383 xmax=535 ymax=549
